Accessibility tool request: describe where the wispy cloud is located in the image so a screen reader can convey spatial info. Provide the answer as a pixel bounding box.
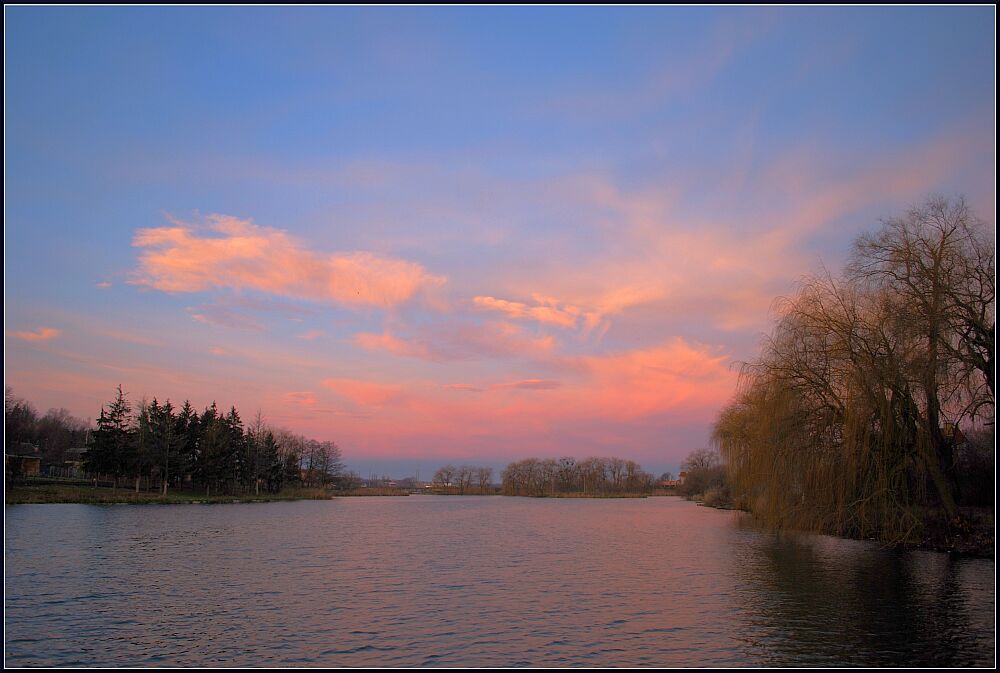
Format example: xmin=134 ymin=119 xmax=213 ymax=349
xmin=187 ymin=304 xmax=264 ymax=331
xmin=8 ymin=327 xmax=61 ymax=342
xmin=473 ymin=294 xmax=605 ymax=334
xmin=491 ymin=379 xmax=563 ymax=391
xmin=442 ymin=383 xmax=483 ymax=393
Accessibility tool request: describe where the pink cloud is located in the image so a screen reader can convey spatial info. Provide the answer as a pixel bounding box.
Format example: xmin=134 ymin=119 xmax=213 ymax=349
xmin=284 ymin=391 xmax=319 ymax=407
xmin=286 ymin=337 xmax=736 ymax=460
xmin=8 ymin=327 xmax=61 ymax=342
xmin=353 ymin=320 xmax=555 ymax=362
xmin=321 ymin=378 xmax=408 ymax=408
xmin=353 ymin=331 xmax=433 ymax=359
xmin=298 ymin=329 xmax=326 ymax=341
xmin=132 ymin=214 xmax=445 ymax=308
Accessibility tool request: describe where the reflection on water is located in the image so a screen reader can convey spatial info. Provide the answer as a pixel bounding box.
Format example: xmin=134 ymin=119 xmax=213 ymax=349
xmin=731 ymin=522 xmax=995 ymax=666
xmin=4 ymin=497 xmax=994 ymax=667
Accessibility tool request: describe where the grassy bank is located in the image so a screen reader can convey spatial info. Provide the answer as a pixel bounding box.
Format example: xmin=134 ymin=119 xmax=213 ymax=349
xmin=522 ymin=491 xmax=649 ymax=498
xmin=4 ymin=482 xmax=334 ymax=505
xmin=338 ymin=487 xmax=411 ymax=496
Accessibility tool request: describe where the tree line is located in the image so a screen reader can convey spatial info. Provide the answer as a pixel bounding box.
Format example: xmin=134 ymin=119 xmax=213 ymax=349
xmin=431 ymin=464 xmax=494 ymax=493
xmin=7 ymin=385 xmax=346 ymax=496
xmin=712 ymin=196 xmax=994 ymax=542
xmin=500 ymin=456 xmax=655 ymax=496
xmin=4 ymin=387 xmax=90 ymax=467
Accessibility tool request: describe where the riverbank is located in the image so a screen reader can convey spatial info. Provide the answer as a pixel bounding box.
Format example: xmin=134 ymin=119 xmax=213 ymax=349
xmin=4 ymin=482 xmax=334 ymax=505
xmin=689 ymin=492 xmax=993 ymax=557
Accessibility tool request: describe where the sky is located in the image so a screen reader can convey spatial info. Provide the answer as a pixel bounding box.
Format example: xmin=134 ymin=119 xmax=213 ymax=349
xmin=4 ymin=6 xmax=995 ymax=478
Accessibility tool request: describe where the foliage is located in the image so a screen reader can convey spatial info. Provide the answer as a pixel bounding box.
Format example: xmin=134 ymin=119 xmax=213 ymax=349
xmin=713 ymin=196 xmax=995 ymax=543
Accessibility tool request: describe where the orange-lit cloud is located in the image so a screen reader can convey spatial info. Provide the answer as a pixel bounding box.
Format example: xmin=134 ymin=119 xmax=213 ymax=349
xmin=132 ymin=214 xmax=445 ymax=308
xmin=8 ymin=327 xmax=61 ymax=342
xmin=471 ymin=293 xmax=610 ymax=337
xmin=473 ymin=294 xmax=582 ymax=328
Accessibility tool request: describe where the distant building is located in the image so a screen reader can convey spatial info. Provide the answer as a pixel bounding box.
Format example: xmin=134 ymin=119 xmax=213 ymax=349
xmin=678 ymin=471 xmax=689 ymax=485
xmin=57 ymin=447 xmax=88 ymax=478
xmin=5 ymin=444 xmax=41 ymax=478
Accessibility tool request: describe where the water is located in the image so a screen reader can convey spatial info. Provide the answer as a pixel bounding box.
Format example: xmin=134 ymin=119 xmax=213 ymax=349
xmin=4 ymin=496 xmax=995 ymax=667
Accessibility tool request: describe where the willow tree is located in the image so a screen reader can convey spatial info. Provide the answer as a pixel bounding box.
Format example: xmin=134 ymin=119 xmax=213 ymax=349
xmin=849 ymin=195 xmax=995 ymax=509
xmin=715 ymin=196 xmax=994 ymax=542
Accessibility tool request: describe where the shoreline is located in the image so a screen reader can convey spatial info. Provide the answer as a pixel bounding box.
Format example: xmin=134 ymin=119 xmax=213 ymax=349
xmin=4 ymin=483 xmax=334 ymax=505
xmin=691 ymin=495 xmax=994 ymax=559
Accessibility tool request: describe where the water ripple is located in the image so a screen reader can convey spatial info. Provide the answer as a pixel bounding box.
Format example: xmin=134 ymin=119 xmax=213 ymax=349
xmin=4 ymin=496 xmax=995 ymax=667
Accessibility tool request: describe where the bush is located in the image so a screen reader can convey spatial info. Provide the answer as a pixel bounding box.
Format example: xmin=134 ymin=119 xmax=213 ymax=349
xmin=678 ymin=464 xmax=726 ymax=498
xmin=701 ymin=486 xmax=731 ymax=509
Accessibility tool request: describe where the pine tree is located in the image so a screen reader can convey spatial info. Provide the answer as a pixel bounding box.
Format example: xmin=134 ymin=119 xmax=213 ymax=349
xmin=175 ymin=401 xmax=199 ymax=490
xmin=83 ymin=385 xmax=133 ymax=489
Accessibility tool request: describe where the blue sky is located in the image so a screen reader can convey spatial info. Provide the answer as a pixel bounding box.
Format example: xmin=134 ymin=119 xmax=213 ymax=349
xmin=5 ymin=6 xmax=995 ymax=477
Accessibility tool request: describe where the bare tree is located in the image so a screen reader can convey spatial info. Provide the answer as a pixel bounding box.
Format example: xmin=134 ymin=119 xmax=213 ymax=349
xmin=849 ymin=195 xmax=995 ymax=512
xmin=432 ymin=464 xmax=457 ymax=487
xmin=476 ymin=466 xmax=493 ymax=492
xmin=715 ymin=195 xmax=994 ymax=540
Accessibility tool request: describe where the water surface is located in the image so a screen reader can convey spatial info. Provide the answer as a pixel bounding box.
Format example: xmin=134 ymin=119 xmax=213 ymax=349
xmin=4 ymin=496 xmax=995 ymax=666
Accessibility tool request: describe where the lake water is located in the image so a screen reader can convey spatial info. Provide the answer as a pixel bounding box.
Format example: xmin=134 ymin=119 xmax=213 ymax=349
xmin=4 ymin=496 xmax=995 ymax=667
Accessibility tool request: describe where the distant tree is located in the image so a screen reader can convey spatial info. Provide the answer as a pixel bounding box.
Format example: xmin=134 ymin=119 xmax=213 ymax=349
xmin=476 ymin=466 xmax=494 ymax=491
xmin=433 ymin=464 xmax=457 ymax=487
xmin=501 ymin=456 xmax=653 ymax=496
xmin=5 ymin=387 xmax=39 ymax=447
xmin=682 ymin=448 xmax=720 ymax=472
